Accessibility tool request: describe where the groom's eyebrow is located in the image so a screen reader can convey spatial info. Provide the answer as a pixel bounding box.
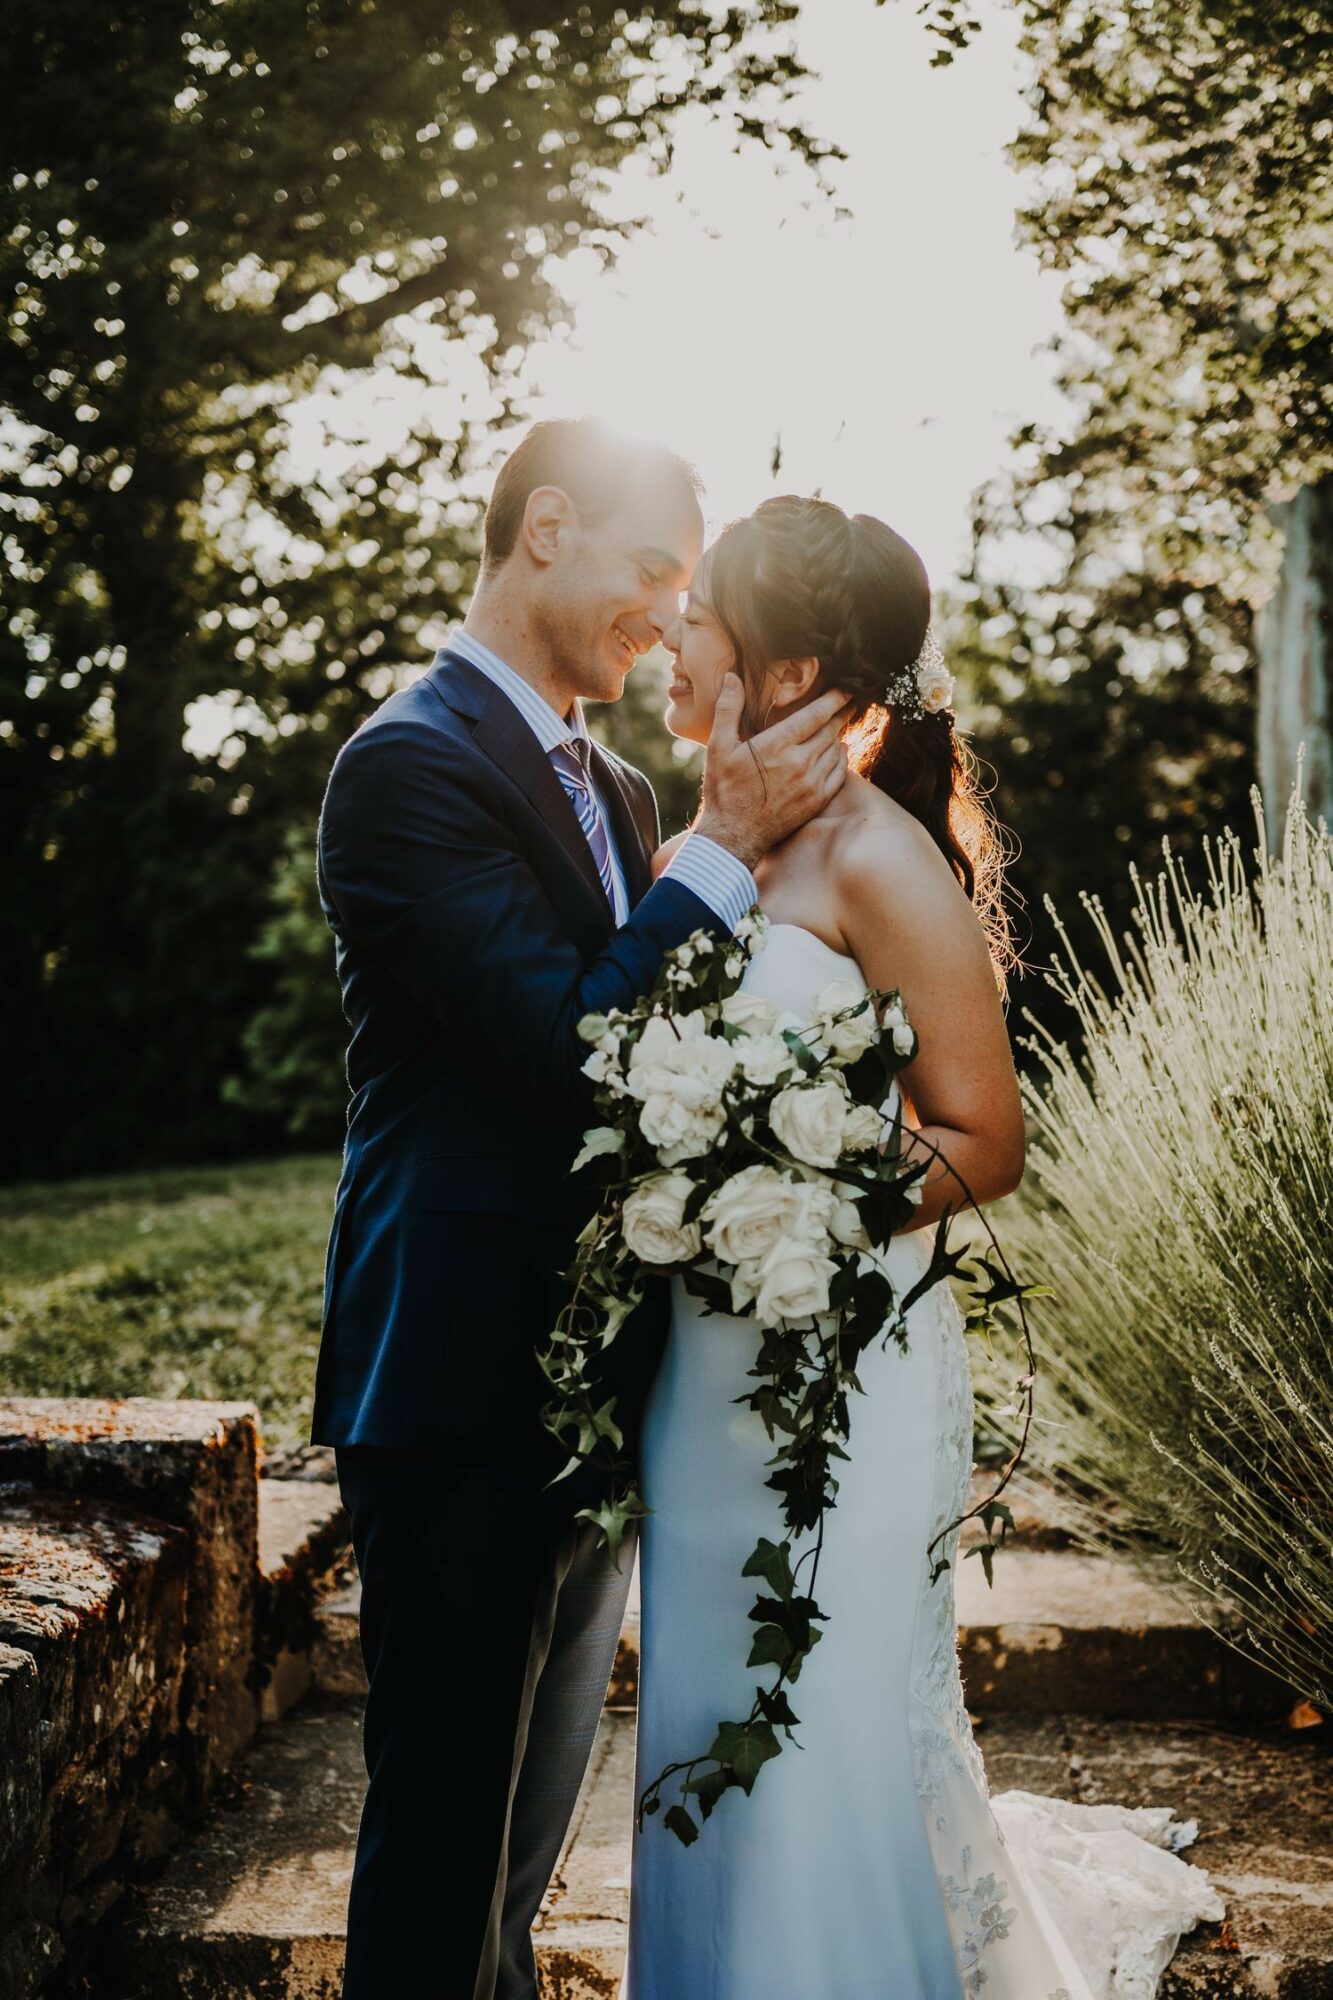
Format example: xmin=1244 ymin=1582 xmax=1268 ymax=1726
xmin=633 ymin=544 xmax=688 ymax=581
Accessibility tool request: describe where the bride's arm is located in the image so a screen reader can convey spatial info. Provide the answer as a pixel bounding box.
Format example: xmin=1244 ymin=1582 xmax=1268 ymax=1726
xmin=835 ymin=816 xmax=1025 ymax=1232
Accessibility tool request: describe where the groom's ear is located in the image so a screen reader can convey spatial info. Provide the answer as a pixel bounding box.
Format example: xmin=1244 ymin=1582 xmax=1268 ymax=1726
xmin=521 ymin=485 xmax=577 ymax=567
xmin=771 ymin=655 xmax=822 ymax=709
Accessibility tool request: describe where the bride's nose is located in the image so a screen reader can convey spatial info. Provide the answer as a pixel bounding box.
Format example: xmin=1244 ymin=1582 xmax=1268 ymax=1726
xmin=661 ymin=615 xmax=682 ymax=655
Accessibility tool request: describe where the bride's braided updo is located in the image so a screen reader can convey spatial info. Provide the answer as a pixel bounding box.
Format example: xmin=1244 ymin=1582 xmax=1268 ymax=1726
xmin=699 ymin=494 xmax=1014 ymax=986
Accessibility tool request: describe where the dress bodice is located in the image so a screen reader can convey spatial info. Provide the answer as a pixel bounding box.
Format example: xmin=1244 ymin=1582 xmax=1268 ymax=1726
xmin=740 ymin=920 xmax=864 ymax=1015
xmin=741 ymin=922 xmax=902 ymax=1123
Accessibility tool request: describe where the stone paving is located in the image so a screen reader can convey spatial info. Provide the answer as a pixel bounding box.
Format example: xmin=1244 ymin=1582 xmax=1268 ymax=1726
xmin=2 ymin=1403 xmax=1327 ymax=1998
xmin=112 ymin=1693 xmax=1332 ymax=1999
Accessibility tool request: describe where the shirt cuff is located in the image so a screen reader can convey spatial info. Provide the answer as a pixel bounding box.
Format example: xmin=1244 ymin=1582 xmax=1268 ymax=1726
xmin=661 ymin=834 xmax=758 ymax=935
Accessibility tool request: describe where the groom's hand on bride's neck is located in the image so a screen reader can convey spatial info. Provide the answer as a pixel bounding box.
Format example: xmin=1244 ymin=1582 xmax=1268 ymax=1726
xmin=695 ymin=673 xmax=852 ymax=870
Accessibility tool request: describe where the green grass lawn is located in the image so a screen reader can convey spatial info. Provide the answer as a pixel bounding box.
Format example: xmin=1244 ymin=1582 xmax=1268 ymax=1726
xmin=0 ymin=1153 xmax=1027 ymax=1463
xmin=0 ymin=1155 xmax=340 ymax=1448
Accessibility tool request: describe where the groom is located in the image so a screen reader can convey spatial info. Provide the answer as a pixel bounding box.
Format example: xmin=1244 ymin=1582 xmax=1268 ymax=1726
xmin=312 ymin=417 xmax=850 ymax=1999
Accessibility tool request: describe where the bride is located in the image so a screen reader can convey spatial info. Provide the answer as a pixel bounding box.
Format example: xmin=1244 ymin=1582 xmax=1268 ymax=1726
xmin=624 ymin=495 xmax=1225 ymax=2000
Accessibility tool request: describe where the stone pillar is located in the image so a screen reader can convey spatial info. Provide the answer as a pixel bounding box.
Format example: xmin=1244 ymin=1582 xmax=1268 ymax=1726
xmin=1256 ymin=474 xmax=1333 ymax=844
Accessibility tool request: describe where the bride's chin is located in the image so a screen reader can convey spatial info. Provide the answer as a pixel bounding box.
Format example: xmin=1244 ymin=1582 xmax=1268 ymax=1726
xmin=663 ymin=702 xmax=709 ymax=747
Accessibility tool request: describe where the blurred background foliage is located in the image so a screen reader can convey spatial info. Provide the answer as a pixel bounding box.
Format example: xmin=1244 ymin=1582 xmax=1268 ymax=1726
xmin=1 ymin=0 xmax=823 ymax=1176
xmin=948 ymin=0 xmax=1331 ymax=1044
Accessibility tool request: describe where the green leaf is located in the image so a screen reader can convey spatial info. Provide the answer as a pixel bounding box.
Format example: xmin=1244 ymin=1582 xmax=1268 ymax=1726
xmin=682 ymin=1765 xmax=732 ymax=1819
xmin=741 ymin=1536 xmax=797 ymax=1600
xmin=965 ymin=1541 xmax=996 ymax=1588
xmin=664 ymin=1804 xmax=699 ymax=1846
xmin=730 ymin=1721 xmax=781 ymax=1791
xmin=746 ymin=1623 xmax=796 ymax=1673
xmin=755 ymin=1684 xmax=801 ymax=1730
xmin=571 ymin=1125 xmax=624 ymax=1172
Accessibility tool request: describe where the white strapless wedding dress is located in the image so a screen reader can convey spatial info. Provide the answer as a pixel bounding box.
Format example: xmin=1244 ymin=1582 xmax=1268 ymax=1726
xmin=625 ymin=923 xmax=1225 ymax=2000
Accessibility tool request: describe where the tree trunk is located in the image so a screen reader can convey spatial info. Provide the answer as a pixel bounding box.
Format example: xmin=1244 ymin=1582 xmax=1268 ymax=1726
xmin=1257 ymin=473 xmax=1333 ymax=845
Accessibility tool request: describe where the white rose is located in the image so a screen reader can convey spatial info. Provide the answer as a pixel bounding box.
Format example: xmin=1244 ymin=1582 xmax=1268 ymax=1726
xmin=748 ymin=1239 xmax=839 ymax=1327
xmin=812 ymin=977 xmax=865 ymax=1021
xmin=830 ymin=1193 xmax=870 ymax=1248
xmin=892 ymin=1023 xmax=916 ymax=1058
xmin=920 ymin=669 xmax=955 ymax=715
xmin=622 ymin=1172 xmax=703 ymax=1265
xmin=702 ymin=1165 xmax=804 ymax=1267
xmin=811 ymin=980 xmax=879 ymax=1063
xmin=789 ymin=1177 xmax=838 ymax=1243
xmin=638 ymin=1093 xmax=726 ymax=1165
xmin=735 ymin=1031 xmax=796 ymax=1089
xmin=581 ymin=1047 xmax=627 ymax=1095
xmin=719 ymin=989 xmax=780 ymax=1035
xmin=769 ymin=1077 xmax=851 ymax=1170
xmin=826 ymin=1009 xmax=879 ymax=1063
xmin=843 ymin=1103 xmax=886 ymax=1152
xmin=626 ymin=1016 xmax=732 ymax=1105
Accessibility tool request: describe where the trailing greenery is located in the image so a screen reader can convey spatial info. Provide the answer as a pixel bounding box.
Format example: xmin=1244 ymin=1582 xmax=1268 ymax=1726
xmin=540 ymin=919 xmax=1040 ymax=1844
xmin=0 ymin=1154 xmax=338 ymax=1444
xmin=991 ymin=790 xmax=1333 ymax=1709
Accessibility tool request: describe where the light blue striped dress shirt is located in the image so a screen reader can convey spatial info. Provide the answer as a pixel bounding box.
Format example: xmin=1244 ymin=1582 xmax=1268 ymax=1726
xmin=444 ymin=630 xmax=757 ymax=935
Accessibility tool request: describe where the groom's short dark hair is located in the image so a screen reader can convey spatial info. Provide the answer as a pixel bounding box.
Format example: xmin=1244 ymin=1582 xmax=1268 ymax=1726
xmin=482 ymin=418 xmax=701 ymax=572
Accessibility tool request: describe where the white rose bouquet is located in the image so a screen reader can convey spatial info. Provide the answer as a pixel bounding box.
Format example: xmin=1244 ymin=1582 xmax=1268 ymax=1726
xmin=538 ymin=910 xmax=1041 ymax=1847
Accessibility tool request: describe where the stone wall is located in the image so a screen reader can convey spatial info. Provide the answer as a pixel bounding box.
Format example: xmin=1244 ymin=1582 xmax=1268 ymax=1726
xmin=0 ymin=1399 xmax=345 ymax=1999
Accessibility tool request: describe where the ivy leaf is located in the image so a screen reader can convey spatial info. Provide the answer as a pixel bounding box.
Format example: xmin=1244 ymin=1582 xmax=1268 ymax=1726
xmin=706 ymin=1720 xmax=752 ymax=1766
xmin=575 ymin=1487 xmax=650 ymax=1570
xmin=965 ymin=1541 xmax=996 ymax=1588
xmin=730 ymin=1721 xmax=781 ymax=1792
xmin=682 ymin=1765 xmax=732 ymax=1819
xmin=664 ymin=1804 xmax=699 ymax=1846
xmin=660 ymin=1800 xmax=700 ymax=1840
xmin=755 ymin=1684 xmax=801 ymax=1730
xmin=742 ymin=1536 xmax=796 ymax=1600
xmin=746 ymin=1623 xmax=796 ymax=1673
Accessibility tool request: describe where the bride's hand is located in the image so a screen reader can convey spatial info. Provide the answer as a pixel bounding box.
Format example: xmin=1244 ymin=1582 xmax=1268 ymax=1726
xmin=694 ymin=675 xmax=851 ymax=869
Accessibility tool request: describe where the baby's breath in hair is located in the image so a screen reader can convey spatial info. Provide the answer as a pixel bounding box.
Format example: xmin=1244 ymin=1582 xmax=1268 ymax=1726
xmin=882 ymin=626 xmax=956 ymax=720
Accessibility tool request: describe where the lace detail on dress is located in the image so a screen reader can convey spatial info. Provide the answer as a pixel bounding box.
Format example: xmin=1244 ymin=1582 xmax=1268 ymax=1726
xmin=901 ymin=1265 xmax=1225 ymax=2000
xmin=908 ymin=1277 xmax=1001 ymax=1840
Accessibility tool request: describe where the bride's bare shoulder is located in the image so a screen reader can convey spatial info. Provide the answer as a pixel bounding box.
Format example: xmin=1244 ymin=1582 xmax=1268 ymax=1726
xmin=832 ymin=780 xmax=972 ymax=930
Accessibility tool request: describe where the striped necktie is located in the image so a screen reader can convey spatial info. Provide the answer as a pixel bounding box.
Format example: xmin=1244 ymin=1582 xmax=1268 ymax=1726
xmin=549 ymin=737 xmax=617 ymax=912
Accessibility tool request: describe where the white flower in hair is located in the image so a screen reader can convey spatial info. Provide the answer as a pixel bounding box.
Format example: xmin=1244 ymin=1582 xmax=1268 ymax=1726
xmin=884 ymin=624 xmax=955 ymax=720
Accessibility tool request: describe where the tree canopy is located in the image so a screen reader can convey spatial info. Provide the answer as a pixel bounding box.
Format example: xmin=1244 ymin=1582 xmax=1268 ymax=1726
xmin=938 ymin=0 xmax=1331 ymax=1043
xmin=1 ymin=0 xmax=823 ymax=1175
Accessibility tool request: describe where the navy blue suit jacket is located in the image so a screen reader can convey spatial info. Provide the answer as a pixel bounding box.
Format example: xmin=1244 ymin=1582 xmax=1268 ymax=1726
xmin=310 ymin=649 xmax=727 ymax=1465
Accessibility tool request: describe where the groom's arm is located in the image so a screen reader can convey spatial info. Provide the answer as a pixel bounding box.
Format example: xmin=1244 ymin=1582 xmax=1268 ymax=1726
xmin=319 ymin=717 xmax=744 ymax=1120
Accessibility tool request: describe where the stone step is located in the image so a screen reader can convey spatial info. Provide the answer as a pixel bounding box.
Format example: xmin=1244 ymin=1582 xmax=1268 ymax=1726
xmin=114 ymin=1698 xmax=1332 ymax=1997
xmin=256 ymin=1476 xmax=350 ymax=1723
xmin=310 ymin=1469 xmax=1294 ymax=1723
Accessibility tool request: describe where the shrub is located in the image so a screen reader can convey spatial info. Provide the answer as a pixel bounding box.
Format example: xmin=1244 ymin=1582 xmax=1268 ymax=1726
xmin=992 ymin=789 xmax=1332 ymax=1708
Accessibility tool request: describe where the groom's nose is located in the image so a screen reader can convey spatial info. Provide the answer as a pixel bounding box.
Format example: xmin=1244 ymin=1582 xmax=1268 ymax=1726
xmin=647 ymin=583 xmax=681 ymax=639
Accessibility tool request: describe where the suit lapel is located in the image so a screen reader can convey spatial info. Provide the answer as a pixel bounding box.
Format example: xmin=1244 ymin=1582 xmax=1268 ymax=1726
xmin=426 ymin=651 xmax=614 ymax=925
xmin=588 ymin=741 xmax=653 ymax=907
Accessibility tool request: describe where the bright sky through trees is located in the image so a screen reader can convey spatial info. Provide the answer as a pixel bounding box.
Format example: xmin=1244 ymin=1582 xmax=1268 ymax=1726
xmin=523 ymin=0 xmax=1070 ymax=581
xmin=280 ymin=0 xmax=1071 ymax=616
